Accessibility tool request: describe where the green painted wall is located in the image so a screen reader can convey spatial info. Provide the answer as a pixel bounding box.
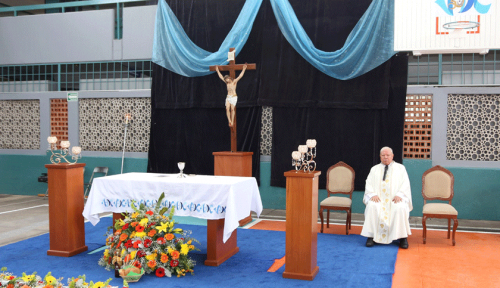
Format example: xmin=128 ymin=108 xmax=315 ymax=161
xmin=1 ymin=154 xmax=499 ymax=221
xmin=0 ymin=154 xmax=147 ymax=195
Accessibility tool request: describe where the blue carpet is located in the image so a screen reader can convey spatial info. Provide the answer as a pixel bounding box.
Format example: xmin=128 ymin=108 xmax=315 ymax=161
xmin=0 ymin=219 xmax=398 ymax=288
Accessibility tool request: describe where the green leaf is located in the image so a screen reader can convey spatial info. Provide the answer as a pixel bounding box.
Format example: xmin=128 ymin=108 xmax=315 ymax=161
xmin=155 ymin=192 xmax=165 ymax=211
xmin=169 ymin=206 xmax=176 ymax=219
xmin=159 ymin=207 xmax=168 ymax=216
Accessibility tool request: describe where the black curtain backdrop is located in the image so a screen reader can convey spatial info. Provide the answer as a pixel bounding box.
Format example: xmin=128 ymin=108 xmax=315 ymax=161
xmin=270 ymin=54 xmax=408 ymax=190
xmin=148 ymin=0 xmax=408 ymax=188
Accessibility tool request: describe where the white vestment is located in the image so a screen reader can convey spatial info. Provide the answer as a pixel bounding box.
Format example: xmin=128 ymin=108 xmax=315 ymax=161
xmin=360 ymin=161 xmax=412 ymax=244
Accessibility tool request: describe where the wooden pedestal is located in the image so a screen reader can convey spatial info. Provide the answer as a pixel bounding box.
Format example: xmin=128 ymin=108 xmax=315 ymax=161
xmin=283 ymin=170 xmax=321 ymax=281
xmin=213 ymin=151 xmax=253 ymax=226
xmin=204 ymin=219 xmax=239 ymax=266
xmin=45 ymin=163 xmax=88 ymax=257
xmin=205 ymin=151 xmax=253 ymax=266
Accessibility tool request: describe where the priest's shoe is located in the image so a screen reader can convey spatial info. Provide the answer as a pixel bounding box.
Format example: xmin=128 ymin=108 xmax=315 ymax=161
xmin=399 ymin=238 xmax=408 ymax=249
xmin=366 ymin=237 xmax=375 ymax=247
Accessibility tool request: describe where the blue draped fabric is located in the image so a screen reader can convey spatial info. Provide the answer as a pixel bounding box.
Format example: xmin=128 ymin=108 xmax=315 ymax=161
xmin=152 ymin=0 xmax=263 ymax=77
xmin=153 ymin=0 xmax=395 ymax=80
xmin=269 ymin=0 xmax=395 ymax=80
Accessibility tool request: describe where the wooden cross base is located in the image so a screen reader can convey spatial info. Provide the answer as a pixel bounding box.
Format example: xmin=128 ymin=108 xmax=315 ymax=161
xmin=213 ymin=151 xmax=254 ymax=226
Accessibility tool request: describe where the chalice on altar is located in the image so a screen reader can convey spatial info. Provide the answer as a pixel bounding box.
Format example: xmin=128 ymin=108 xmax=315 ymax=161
xmin=178 ymin=162 xmax=186 ymax=178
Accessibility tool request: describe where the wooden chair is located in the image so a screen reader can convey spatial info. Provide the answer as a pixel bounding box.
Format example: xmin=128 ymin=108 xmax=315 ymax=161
xmin=422 ymin=165 xmax=458 ymax=246
xmin=319 ymin=161 xmax=355 ymax=235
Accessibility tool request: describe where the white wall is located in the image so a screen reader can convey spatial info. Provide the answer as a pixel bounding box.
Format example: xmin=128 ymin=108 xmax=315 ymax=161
xmin=0 ymin=6 xmax=158 ymax=65
xmin=0 ymin=10 xmax=115 ymax=65
xmin=123 ymin=5 xmax=157 ymax=60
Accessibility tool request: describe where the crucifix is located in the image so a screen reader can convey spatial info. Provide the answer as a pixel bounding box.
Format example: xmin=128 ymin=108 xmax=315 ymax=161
xmin=209 ymin=48 xmax=256 ymax=152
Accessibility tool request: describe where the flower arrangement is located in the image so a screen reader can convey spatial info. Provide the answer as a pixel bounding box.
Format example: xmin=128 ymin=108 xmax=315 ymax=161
xmin=0 ymin=268 xmax=113 ymax=288
xmin=98 ymin=193 xmax=199 ymax=278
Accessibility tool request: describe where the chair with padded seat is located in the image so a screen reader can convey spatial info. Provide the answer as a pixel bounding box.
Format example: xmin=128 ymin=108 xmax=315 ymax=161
xmin=422 ymin=165 xmax=458 ymax=246
xmin=319 ymin=161 xmax=355 ymax=235
xmin=84 ymin=166 xmax=108 ymax=198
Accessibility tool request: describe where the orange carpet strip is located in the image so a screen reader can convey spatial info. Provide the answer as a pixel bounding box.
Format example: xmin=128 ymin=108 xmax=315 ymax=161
xmin=251 ymin=219 xmax=500 ymax=287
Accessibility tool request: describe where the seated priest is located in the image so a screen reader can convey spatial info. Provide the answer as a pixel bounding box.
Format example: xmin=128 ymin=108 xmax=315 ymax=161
xmin=361 ymin=146 xmax=412 ymax=249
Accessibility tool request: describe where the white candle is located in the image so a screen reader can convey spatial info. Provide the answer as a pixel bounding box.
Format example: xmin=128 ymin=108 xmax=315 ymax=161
xmin=72 ymin=146 xmax=81 ymax=155
xmin=298 ymin=145 xmax=308 ymax=153
xmin=292 ymin=151 xmax=301 ymax=160
xmin=60 ymin=141 xmax=70 ymax=149
xmin=306 ymin=139 xmax=317 ymax=148
xmin=47 ymin=136 xmax=57 ymax=144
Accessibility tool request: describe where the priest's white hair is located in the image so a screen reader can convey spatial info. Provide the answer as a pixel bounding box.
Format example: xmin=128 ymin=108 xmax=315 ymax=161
xmin=380 ymin=146 xmax=393 ymax=155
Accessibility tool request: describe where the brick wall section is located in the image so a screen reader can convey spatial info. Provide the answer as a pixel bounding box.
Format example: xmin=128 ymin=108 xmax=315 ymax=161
xmin=50 ymin=99 xmax=68 ymax=148
xmin=403 ymin=95 xmax=432 ymax=159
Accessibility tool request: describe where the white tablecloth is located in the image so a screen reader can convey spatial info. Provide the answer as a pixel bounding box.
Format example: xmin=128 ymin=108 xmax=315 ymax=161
xmin=82 ymin=173 xmax=263 ymax=242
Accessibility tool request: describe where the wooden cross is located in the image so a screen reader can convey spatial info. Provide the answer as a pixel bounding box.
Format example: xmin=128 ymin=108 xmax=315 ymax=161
xmin=209 ymin=48 xmax=256 ymax=152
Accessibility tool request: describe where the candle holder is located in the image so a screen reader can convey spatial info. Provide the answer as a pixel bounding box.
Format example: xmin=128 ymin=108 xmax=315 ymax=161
xmin=292 ymin=139 xmax=317 ymax=172
xmin=47 ymin=136 xmax=82 ymax=164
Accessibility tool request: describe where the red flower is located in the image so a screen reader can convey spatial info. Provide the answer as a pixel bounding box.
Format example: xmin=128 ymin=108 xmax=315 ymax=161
xmin=156 ymin=237 xmax=166 ymax=245
xmin=122 ymin=223 xmax=129 ymax=230
xmin=137 ymin=250 xmax=146 ymax=258
xmin=146 ymin=210 xmax=154 ymax=216
xmin=135 ymin=225 xmax=145 ymax=232
xmin=133 ymin=261 xmax=142 ymax=268
xmin=144 ymin=239 xmax=152 ymax=248
xmin=155 ymin=267 xmax=165 ymax=277
xmin=124 ymin=240 xmax=133 ymax=248
xmin=133 ymin=240 xmax=142 ymax=249
xmin=170 ymin=259 xmax=179 ymax=267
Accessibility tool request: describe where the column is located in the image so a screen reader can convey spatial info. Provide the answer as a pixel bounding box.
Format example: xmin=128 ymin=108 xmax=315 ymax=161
xmin=283 ymin=170 xmax=321 ymax=280
xmin=45 ymin=163 xmax=88 ymax=257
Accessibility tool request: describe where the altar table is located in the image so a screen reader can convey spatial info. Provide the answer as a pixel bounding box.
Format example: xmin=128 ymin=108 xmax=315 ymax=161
xmin=82 ymin=172 xmax=263 ymax=265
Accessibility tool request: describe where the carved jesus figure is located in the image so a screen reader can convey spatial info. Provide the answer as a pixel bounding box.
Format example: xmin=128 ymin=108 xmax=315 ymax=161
xmin=215 ymin=64 xmax=247 ymax=127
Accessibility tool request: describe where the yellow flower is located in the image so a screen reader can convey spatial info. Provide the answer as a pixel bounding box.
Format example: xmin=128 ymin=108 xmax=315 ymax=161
xmin=103 ymin=249 xmax=109 ymax=257
xmin=131 ymin=212 xmax=139 ymax=218
xmin=121 ymin=248 xmax=126 ymax=257
xmin=92 ymin=281 xmax=105 ymax=288
xmin=180 ymin=244 xmax=189 ymax=255
xmin=167 ymin=247 xmax=174 ymax=254
xmin=139 ymin=218 xmax=149 ymax=226
xmin=130 ymin=251 xmax=137 ymax=260
xmin=118 ymin=219 xmax=126 ymax=226
xmin=156 ymin=222 xmax=169 ymax=233
xmin=187 ymin=240 xmax=192 ymax=245
xmin=45 ymin=276 xmax=57 ymax=285
xmin=189 ymin=245 xmax=195 ymax=250
xmin=22 ymin=274 xmax=35 ymax=282
xmin=135 ymin=232 xmax=146 ymax=239
xmin=129 ymin=231 xmax=136 ymax=238
xmin=172 ymin=228 xmax=183 ymax=234
xmin=146 ymin=253 xmax=157 ymax=261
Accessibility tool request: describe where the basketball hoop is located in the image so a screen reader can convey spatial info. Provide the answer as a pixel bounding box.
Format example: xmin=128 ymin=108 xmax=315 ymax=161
xmin=443 ymin=21 xmax=479 ymax=41
xmin=443 ymin=21 xmax=480 ymax=30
